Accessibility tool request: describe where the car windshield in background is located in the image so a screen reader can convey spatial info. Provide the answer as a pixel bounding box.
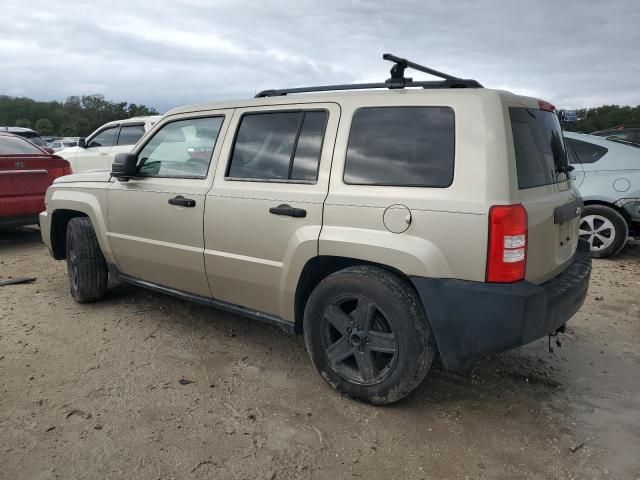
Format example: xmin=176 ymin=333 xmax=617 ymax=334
xmin=0 ymin=135 xmax=44 ymax=155
xmin=509 ymin=107 xmax=569 ymax=189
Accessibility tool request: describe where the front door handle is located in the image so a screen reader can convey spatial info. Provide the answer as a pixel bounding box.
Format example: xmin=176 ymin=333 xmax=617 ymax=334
xmin=168 ymin=195 xmax=196 ymax=207
xmin=269 ymin=204 xmax=306 ymax=218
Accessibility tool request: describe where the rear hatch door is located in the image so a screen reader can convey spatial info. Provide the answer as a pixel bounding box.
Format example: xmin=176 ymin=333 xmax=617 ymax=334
xmin=509 ymin=106 xmax=581 ymax=284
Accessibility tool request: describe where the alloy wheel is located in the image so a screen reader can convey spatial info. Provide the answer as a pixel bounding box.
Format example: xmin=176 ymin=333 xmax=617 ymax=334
xmin=320 ymin=295 xmax=398 ymax=386
xmin=579 ymin=214 xmax=616 ymax=251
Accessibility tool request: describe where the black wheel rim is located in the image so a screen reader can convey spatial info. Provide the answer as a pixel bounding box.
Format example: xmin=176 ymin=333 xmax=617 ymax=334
xmin=68 ymin=236 xmax=78 ymax=292
xmin=320 ymin=295 xmax=398 ymax=386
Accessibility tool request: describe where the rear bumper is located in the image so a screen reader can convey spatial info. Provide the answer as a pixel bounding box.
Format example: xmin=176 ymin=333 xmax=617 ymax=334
xmin=0 ymin=214 xmax=39 ymax=228
xmin=0 ymin=194 xmax=45 ymax=218
xmin=411 ymin=240 xmax=592 ymax=371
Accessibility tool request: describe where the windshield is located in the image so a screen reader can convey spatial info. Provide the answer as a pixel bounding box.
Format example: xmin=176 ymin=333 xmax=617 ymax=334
xmin=509 ymin=107 xmax=570 ymax=189
xmin=0 ymin=135 xmax=44 ymax=155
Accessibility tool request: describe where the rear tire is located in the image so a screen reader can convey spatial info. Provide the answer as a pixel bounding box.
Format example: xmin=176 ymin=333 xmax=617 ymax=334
xmin=66 ymin=217 xmax=108 ymax=303
xmin=579 ymin=205 xmax=628 ymax=258
xmin=303 ymin=266 xmax=435 ymax=405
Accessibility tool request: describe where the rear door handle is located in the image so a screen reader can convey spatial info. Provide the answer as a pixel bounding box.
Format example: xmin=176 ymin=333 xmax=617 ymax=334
xmin=168 ymin=195 xmax=196 ymax=207
xmin=269 ymin=204 xmax=306 ymax=218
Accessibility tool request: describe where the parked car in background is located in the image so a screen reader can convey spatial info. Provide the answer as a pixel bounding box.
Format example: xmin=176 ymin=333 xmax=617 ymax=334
xmin=591 ymin=126 xmax=640 ymax=146
xmin=0 ymin=132 xmax=72 ymax=228
xmin=51 ymin=138 xmax=79 ymax=151
xmin=0 ymin=126 xmax=49 ymax=150
xmin=40 ymin=55 xmax=591 ymax=404
xmin=56 ymin=116 xmax=161 ymax=172
xmin=564 ymin=131 xmax=640 ymax=257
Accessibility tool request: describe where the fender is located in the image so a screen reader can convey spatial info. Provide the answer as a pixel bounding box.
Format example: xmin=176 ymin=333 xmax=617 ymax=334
xmin=318 ymin=225 xmax=451 ymax=278
xmin=48 ymin=186 xmax=114 ymax=264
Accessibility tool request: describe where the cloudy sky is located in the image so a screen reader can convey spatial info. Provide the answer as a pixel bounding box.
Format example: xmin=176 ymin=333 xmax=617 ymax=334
xmin=2 ymin=0 xmax=639 ymax=113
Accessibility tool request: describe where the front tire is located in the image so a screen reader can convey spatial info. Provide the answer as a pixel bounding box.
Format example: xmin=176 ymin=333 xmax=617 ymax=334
xmin=303 ymin=266 xmax=435 ymax=405
xmin=66 ymin=217 xmax=108 ymax=303
xmin=579 ymin=205 xmax=628 ymax=258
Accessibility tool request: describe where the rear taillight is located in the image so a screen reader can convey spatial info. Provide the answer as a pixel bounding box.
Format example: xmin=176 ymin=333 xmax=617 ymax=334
xmin=486 ymin=204 xmax=528 ymax=283
xmin=50 ymin=160 xmax=72 ymax=178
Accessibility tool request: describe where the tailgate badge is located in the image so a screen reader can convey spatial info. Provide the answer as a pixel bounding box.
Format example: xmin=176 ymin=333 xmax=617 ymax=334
xmin=14 ymin=161 xmax=25 ymax=169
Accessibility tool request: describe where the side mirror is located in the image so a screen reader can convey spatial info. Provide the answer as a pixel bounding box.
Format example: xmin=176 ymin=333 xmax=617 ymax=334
xmin=112 ymin=152 xmax=138 ymax=181
xmin=78 ymin=138 xmax=86 ymax=148
xmin=43 ymin=147 xmax=55 ymax=154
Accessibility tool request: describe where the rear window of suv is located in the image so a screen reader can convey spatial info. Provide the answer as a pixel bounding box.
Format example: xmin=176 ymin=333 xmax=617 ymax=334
xmin=344 ymin=107 xmax=455 ymax=187
xmin=510 ymin=107 xmax=570 ymax=189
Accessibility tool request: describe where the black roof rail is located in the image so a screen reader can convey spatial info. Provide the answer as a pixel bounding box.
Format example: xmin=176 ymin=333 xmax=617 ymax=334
xmin=255 ymin=53 xmax=483 ymax=98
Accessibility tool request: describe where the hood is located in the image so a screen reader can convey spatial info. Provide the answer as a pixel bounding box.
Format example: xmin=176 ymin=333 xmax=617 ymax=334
xmin=53 ymin=170 xmax=112 ymax=184
xmin=56 ymin=146 xmax=81 ymax=159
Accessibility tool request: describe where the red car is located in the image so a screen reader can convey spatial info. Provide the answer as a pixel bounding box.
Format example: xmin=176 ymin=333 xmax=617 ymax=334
xmin=0 ymin=132 xmax=72 ymax=228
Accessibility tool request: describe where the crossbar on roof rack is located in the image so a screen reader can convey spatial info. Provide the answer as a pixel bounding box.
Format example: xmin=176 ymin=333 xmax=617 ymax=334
xmin=255 ymin=53 xmax=482 ymax=98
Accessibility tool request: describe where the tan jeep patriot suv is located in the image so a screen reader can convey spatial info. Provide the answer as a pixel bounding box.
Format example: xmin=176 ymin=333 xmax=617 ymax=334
xmin=40 ymin=55 xmax=591 ymax=404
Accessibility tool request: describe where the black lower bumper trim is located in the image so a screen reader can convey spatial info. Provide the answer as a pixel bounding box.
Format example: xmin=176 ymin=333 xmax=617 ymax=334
xmin=411 ymin=240 xmax=591 ymax=371
xmin=0 ymin=214 xmax=39 ymax=228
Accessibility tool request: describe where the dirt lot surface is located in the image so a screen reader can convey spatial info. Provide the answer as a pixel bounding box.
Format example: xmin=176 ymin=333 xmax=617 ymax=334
xmin=1 ymin=227 xmax=639 ymax=480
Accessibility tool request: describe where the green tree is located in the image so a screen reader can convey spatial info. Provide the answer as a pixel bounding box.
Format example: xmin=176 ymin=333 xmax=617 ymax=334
xmin=15 ymin=118 xmax=31 ymax=128
xmin=35 ymin=118 xmax=54 ymax=135
xmin=563 ymin=105 xmax=640 ymax=133
xmin=0 ymin=94 xmax=159 ymax=136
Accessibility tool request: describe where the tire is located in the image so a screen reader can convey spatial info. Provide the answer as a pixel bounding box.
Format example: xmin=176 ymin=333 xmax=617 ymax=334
xmin=579 ymin=205 xmax=629 ymax=258
xmin=303 ymin=266 xmax=435 ymax=405
xmin=65 ymin=217 xmax=108 ymax=303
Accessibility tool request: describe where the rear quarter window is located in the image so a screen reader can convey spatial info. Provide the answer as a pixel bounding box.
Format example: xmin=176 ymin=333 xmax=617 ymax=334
xmin=509 ymin=107 xmax=569 ymax=189
xmin=343 ymin=106 xmax=455 ymax=187
xmin=566 ymin=138 xmax=608 ymax=164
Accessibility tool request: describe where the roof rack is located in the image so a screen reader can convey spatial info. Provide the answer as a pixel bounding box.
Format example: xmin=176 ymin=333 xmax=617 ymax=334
xmin=255 ymin=53 xmax=483 ymax=98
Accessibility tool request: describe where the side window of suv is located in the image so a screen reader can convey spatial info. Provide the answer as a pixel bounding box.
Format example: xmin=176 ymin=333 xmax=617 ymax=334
xmin=117 ymin=124 xmax=146 ymax=146
xmin=566 ymin=138 xmax=608 ymax=164
xmin=227 ymin=110 xmax=328 ymax=182
xmin=87 ymin=127 xmax=118 ymax=148
xmin=344 ymin=107 xmax=455 ymax=187
xmin=136 ymin=116 xmax=224 ymax=178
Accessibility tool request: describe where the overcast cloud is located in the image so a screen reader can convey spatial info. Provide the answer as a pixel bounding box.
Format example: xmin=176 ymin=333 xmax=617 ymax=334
xmin=2 ymin=0 xmax=639 ymax=113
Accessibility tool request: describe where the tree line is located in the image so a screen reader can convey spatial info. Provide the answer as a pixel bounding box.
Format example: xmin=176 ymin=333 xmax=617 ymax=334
xmin=562 ymin=105 xmax=640 ymax=133
xmin=0 ymin=94 xmax=159 ymax=137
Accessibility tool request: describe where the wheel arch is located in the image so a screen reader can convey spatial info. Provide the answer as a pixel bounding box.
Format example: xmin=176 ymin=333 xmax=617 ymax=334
xmin=47 ymin=189 xmax=113 ymax=262
xmin=50 ymin=209 xmax=88 ymax=259
xmin=582 ymin=199 xmax=632 ymax=226
xmin=293 ymin=255 xmax=421 ymax=334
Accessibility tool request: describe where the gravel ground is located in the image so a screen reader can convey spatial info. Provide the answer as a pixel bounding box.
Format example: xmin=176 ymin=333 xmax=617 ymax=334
xmin=1 ymin=227 xmax=639 ymax=480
